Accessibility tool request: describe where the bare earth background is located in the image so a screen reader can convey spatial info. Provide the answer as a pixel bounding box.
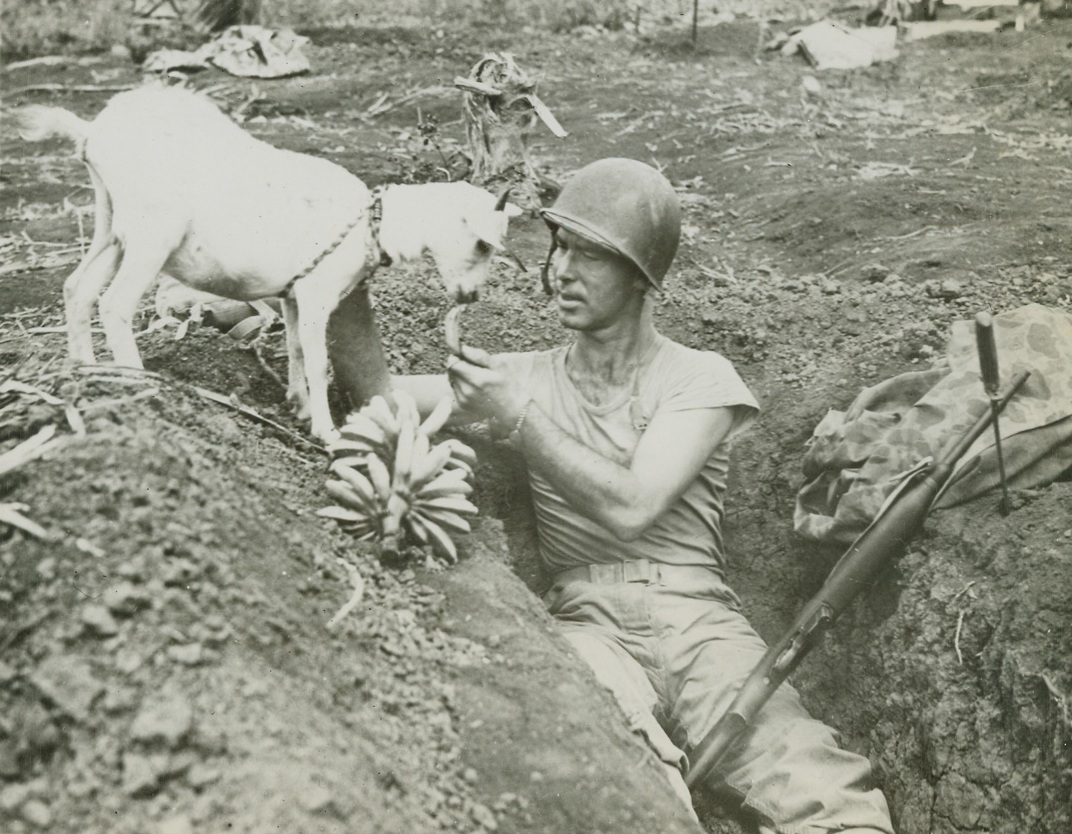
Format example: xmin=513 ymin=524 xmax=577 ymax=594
xmin=1 ymin=4 xmax=1070 ymax=833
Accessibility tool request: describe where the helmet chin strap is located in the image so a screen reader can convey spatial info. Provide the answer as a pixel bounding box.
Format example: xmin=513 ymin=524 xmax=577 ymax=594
xmin=540 ymin=236 xmax=558 ymax=296
xmin=540 ymin=234 xmax=653 ymax=298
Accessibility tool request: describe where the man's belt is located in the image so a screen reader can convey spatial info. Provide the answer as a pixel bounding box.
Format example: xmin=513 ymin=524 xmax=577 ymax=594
xmin=554 ymin=559 xmax=721 ymax=587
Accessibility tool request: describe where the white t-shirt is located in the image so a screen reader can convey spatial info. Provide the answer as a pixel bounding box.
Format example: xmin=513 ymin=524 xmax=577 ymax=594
xmin=500 ymin=335 xmax=759 ymax=576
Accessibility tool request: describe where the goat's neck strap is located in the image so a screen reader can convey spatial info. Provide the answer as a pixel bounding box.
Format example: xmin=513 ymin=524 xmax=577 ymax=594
xmin=279 ymin=189 xmax=390 ymax=298
xmin=369 ymin=186 xmax=392 ymax=267
xmin=279 ymin=211 xmax=363 ymax=298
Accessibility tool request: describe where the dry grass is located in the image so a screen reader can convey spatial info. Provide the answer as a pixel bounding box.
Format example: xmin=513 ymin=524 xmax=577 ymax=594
xmin=2 ymin=0 xmax=836 ymax=61
xmin=258 ymin=0 xmax=641 ymax=32
xmin=2 ymin=0 xmax=132 ymax=61
xmin=0 ymin=0 xmax=640 ymax=60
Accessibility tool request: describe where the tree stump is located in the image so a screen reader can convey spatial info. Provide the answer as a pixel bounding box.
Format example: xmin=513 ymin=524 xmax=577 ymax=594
xmin=193 ymin=0 xmax=262 ymax=33
xmin=456 ymin=53 xmax=567 ymax=211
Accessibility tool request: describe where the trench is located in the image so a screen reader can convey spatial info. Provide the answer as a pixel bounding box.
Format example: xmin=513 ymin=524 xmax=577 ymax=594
xmin=468 ymin=429 xmax=1072 ymax=834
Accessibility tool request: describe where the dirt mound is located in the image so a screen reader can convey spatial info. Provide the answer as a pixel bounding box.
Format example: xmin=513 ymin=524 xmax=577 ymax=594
xmin=795 ymin=487 xmax=1072 ymax=833
xmin=3 ymin=14 xmax=1071 ymax=834
xmin=0 ymin=354 xmax=700 ymax=834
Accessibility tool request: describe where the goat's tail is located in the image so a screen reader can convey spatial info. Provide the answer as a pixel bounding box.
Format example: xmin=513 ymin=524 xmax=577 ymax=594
xmin=17 ymin=106 xmax=91 ymax=155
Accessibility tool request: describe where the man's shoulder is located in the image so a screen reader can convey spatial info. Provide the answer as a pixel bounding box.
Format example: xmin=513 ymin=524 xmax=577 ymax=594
xmin=645 ymin=336 xmax=759 ymax=416
xmin=653 ymin=337 xmax=738 ymax=375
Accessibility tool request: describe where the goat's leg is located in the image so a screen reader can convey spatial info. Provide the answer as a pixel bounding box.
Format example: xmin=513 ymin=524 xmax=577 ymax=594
xmin=327 ymin=284 xmax=392 ymax=410
xmin=65 ymin=241 xmax=122 ymax=363
xmin=290 ymin=288 xmax=339 ymax=442
xmin=65 ymin=167 xmax=117 ymax=363
xmin=280 ymin=296 xmax=310 ymax=421
xmin=97 ymin=241 xmax=171 ymax=367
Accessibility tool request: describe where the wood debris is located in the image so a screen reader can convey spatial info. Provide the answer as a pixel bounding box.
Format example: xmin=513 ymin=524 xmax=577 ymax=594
xmin=0 ymin=502 xmax=49 ymax=539
xmin=457 ymin=53 xmax=566 ymax=209
xmin=326 ymin=559 xmax=366 ymax=629
xmin=0 ymin=425 xmax=64 ymax=480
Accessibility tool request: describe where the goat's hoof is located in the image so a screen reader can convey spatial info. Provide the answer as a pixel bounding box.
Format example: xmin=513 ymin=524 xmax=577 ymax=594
xmin=313 ymin=426 xmax=340 ymax=446
xmin=290 ymin=401 xmax=311 ymax=422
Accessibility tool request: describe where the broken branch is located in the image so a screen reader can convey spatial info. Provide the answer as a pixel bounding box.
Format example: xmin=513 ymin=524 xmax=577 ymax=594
xmin=326 ymin=560 xmax=366 ymax=628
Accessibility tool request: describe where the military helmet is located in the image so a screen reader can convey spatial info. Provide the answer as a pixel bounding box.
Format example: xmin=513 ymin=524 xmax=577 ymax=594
xmin=540 ymin=158 xmax=681 ymax=291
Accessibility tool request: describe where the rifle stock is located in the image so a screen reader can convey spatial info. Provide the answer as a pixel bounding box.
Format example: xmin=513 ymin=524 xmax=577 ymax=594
xmin=685 ymin=370 xmax=1030 ymax=787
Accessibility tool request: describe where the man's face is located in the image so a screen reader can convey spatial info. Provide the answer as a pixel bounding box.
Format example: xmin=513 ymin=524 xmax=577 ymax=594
xmin=549 ymin=228 xmax=647 ymax=332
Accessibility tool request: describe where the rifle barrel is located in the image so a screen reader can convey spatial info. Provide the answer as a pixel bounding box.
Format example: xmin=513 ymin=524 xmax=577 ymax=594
xmin=938 ymin=370 xmax=1028 ymax=467
xmin=685 ymin=370 xmax=1030 ymax=787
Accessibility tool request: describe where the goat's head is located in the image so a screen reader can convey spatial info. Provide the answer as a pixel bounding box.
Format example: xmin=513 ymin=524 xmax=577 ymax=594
xmin=385 ymin=183 xmax=523 ymax=304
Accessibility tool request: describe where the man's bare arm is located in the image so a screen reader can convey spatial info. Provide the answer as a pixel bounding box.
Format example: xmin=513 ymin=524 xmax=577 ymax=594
xmin=390 ymin=374 xmax=484 ymax=426
xmin=443 ymin=345 xmax=740 ymax=540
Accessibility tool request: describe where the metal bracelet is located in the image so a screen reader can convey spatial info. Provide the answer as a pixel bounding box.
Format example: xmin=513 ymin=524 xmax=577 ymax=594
xmin=513 ymin=399 xmax=534 ymax=436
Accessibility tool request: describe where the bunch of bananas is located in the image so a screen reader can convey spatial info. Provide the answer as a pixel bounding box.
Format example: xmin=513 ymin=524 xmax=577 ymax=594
xmin=317 ymin=391 xmax=478 ymax=562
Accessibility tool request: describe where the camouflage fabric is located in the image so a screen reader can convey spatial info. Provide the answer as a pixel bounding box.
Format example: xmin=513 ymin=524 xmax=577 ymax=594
xmin=795 ymin=304 xmax=1072 ymax=545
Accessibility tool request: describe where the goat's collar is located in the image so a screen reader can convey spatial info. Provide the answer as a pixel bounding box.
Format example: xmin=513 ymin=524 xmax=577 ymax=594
xmin=369 ymin=186 xmax=393 ymax=268
xmin=279 ymin=188 xmax=391 ymax=298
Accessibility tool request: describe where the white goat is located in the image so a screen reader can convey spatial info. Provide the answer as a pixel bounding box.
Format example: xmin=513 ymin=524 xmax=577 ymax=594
xmin=19 ymin=85 xmax=521 ymax=441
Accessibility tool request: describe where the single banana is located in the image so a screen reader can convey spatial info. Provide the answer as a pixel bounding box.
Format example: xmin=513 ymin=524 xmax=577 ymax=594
xmin=440 ymin=437 xmax=478 ymax=467
xmin=365 ymin=395 xmax=401 ymax=439
xmin=329 ymin=436 xmax=379 ymax=457
xmin=326 ymin=479 xmax=374 ymax=514
xmin=366 ymin=454 xmax=393 ymax=500
xmin=341 ymin=518 xmax=377 ymax=536
xmin=316 ymin=506 xmax=368 ymax=523
xmin=393 ymin=389 xmax=422 ymax=429
xmin=381 ymin=493 xmax=409 ymax=555
xmin=424 ymin=464 xmax=470 ymax=483
xmin=416 ymin=468 xmax=472 ymax=497
xmin=419 ymin=514 xmax=459 ymax=563
xmin=331 ymin=454 xmax=370 ymax=471
xmin=444 ymin=458 xmax=473 ymax=479
xmin=393 ymin=419 xmax=416 ymax=489
xmin=409 ymin=443 xmax=453 ymax=488
xmin=410 ymin=432 xmax=431 ymax=476
xmin=444 ymin=304 xmax=466 ymax=357
xmin=418 ymin=396 xmax=453 ymax=438
xmin=415 ymin=507 xmax=472 ymax=535
xmin=405 ymin=512 xmax=431 ymax=546
xmin=418 ymin=495 xmax=479 ymax=516
xmin=416 ymin=479 xmax=474 ymax=501
xmin=338 ymin=413 xmax=387 ymax=447
xmin=330 ymin=462 xmax=379 ymax=509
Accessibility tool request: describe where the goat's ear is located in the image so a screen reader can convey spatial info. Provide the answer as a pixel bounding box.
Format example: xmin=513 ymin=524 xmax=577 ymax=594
xmin=493 ymin=189 xmax=523 ymax=218
xmin=477 ymin=231 xmax=504 ymax=250
xmin=465 ymin=213 xmax=505 ymax=251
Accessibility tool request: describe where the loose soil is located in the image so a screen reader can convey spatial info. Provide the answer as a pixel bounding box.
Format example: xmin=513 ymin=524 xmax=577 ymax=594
xmin=2 ymin=11 xmax=1070 ymax=834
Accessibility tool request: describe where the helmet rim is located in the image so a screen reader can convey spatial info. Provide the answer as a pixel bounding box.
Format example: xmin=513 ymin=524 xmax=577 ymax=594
xmin=539 ymin=158 xmax=681 ymax=290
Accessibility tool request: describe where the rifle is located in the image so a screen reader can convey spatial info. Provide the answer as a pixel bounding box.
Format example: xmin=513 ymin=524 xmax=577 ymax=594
xmin=685 ymin=367 xmax=1030 ymax=787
